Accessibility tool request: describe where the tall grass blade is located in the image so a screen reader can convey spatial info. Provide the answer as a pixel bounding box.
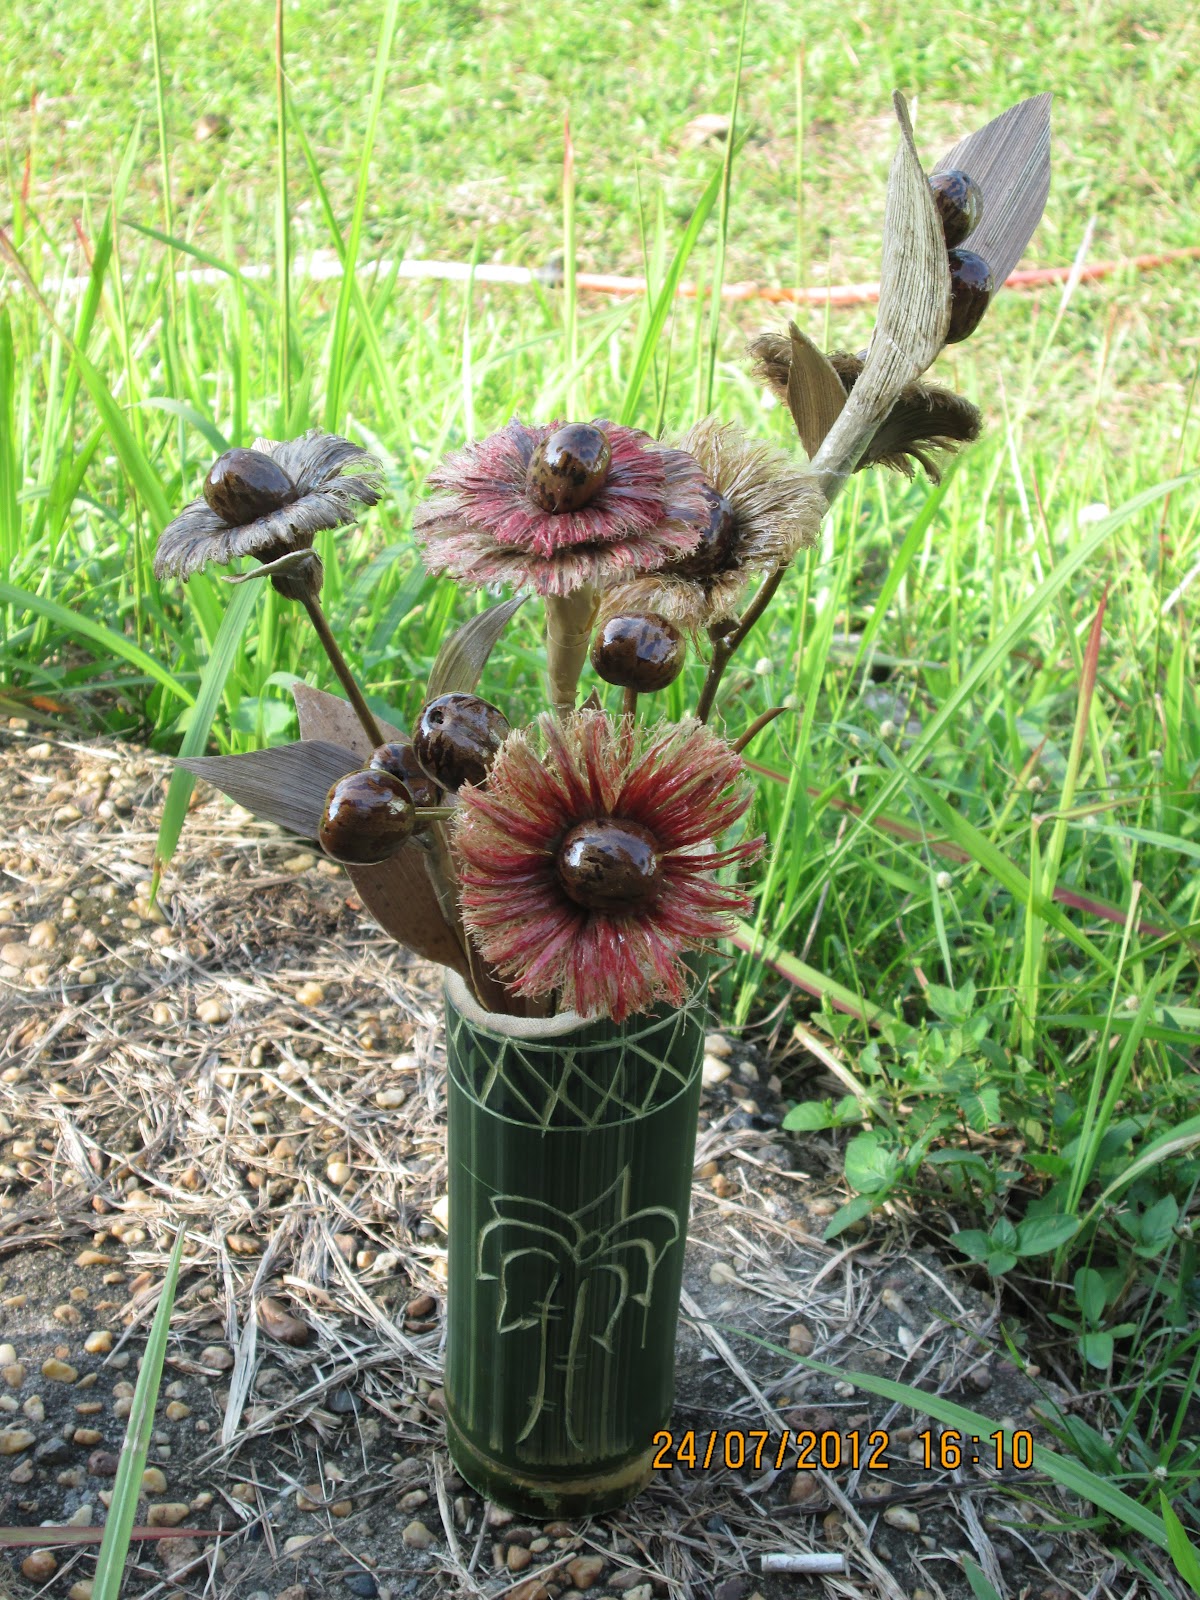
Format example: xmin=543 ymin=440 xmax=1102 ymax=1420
xmin=91 ymin=1228 xmax=186 ymax=1600
xmin=151 ymin=580 xmax=258 ymax=894
xmin=701 ymin=0 xmax=749 ymax=412
xmin=323 ymin=0 xmax=401 ymax=432
xmin=0 ymin=581 xmax=193 ymax=706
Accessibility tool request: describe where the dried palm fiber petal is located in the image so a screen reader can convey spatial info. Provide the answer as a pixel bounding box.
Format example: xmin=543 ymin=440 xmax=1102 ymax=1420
xmin=599 ymin=417 xmax=827 ymax=633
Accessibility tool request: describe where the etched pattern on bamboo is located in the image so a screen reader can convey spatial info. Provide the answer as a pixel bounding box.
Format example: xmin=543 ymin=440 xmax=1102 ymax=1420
xmin=477 ymin=1167 xmax=680 ymax=1447
xmin=446 ymin=1002 xmax=699 ymax=1130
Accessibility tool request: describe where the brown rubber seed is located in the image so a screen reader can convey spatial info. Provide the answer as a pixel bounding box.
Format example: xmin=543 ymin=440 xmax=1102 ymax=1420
xmin=590 ymin=613 xmax=685 ymax=693
xmin=667 ymin=483 xmax=738 ymax=579
xmin=413 ymin=694 xmax=510 ymax=793
xmin=555 ymin=819 xmax=664 ymax=915
xmin=202 ymin=448 xmax=298 ymax=526
xmin=526 ymin=424 xmax=612 ymax=513
xmin=318 ymin=770 xmax=416 ymax=865
xmin=929 ymin=169 xmax=983 ymax=249
xmin=369 ymin=743 xmax=442 ymax=810
xmin=945 ymin=248 xmax=993 ymax=344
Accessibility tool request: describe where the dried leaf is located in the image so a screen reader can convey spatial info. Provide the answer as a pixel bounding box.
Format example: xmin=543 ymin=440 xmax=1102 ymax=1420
xmin=425 ymin=593 xmax=527 ymax=702
xmin=937 ymin=93 xmax=1052 ymax=290
xmin=176 ymin=741 xmax=360 ymax=838
xmin=784 ymin=324 xmax=847 ymax=460
xmin=292 ymin=683 xmax=471 ymax=978
xmin=806 ymin=92 xmax=949 ymax=501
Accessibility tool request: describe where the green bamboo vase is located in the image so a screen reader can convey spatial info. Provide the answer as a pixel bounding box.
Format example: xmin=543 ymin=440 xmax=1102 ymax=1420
xmin=442 ymin=970 xmax=705 ymax=1517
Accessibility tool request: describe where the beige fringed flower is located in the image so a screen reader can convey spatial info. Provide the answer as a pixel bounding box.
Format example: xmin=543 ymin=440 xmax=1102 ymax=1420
xmin=600 ymin=418 xmax=827 ymax=633
xmin=749 ymin=332 xmax=981 ymax=484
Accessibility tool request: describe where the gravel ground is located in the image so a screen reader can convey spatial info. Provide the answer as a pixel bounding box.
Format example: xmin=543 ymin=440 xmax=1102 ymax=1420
xmin=0 ymin=724 xmax=1172 ymax=1600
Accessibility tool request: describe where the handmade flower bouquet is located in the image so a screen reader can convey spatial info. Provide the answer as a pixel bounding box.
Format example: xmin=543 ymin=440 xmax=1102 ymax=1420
xmin=153 ymin=94 xmax=1049 ymax=1515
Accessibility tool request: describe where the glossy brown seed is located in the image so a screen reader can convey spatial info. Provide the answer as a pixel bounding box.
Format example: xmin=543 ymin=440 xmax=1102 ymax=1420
xmin=945 ymin=248 xmax=993 ymax=344
xmin=929 ymin=169 xmax=983 ymax=250
xmin=526 ymin=424 xmax=612 ymax=513
xmin=203 ymin=448 xmax=298 ymax=526
xmin=413 ymin=694 xmax=510 ymax=792
xmin=318 ymin=769 xmax=415 ymax=864
xmin=667 ymin=484 xmax=738 ymax=578
xmin=555 ymin=818 xmax=664 ymax=915
xmin=369 ymin=743 xmax=442 ymax=809
xmin=590 ymin=613 xmax=685 ymax=693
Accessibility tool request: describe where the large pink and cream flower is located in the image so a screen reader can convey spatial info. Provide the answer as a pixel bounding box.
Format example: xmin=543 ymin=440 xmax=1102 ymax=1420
xmin=413 ymin=418 xmax=710 ymax=596
xmin=454 ymin=712 xmax=762 ymax=1022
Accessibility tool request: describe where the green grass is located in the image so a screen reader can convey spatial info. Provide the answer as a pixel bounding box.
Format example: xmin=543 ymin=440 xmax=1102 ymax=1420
xmin=2 ymin=0 xmax=1199 ymax=1571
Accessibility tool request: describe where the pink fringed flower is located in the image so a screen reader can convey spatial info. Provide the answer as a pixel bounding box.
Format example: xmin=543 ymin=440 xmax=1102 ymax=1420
xmin=454 ymin=712 xmax=762 ymax=1022
xmin=413 ymin=418 xmax=710 ymax=596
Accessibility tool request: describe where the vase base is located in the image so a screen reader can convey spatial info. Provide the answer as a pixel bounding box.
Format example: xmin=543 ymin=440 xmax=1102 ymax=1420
xmin=447 ymin=1417 xmax=655 ymax=1518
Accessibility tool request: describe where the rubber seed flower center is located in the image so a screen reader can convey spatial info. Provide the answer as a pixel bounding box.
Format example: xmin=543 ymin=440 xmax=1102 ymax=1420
xmin=203 ymin=447 xmax=298 ymax=526
xmin=554 ymin=818 xmax=664 ymax=915
xmin=526 ymin=424 xmax=613 ymax=513
xmin=667 ymin=483 xmax=738 ymax=579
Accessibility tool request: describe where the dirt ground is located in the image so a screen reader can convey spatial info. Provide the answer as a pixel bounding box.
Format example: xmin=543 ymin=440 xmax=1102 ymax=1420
xmin=0 ymin=726 xmax=1181 ymax=1600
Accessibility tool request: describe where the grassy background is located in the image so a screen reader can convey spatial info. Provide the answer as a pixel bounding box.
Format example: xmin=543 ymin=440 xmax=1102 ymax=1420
xmin=3 ymin=0 xmax=1200 ymax=1555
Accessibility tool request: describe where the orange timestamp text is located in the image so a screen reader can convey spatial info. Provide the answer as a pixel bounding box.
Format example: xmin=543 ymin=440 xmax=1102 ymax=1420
xmin=651 ymin=1428 xmax=1036 ymax=1472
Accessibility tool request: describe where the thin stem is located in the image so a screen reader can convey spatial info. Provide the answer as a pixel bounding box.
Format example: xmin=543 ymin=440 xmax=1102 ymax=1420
xmin=274 ymin=0 xmax=292 ymax=418
xmin=694 ymin=565 xmax=787 ymax=724
xmin=732 ymin=704 xmax=790 ymax=756
xmin=622 ymin=686 xmax=638 ymax=719
xmin=299 ymin=593 xmax=385 ymax=748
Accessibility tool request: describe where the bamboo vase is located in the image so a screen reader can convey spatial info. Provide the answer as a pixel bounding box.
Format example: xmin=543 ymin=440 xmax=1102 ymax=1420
xmin=442 ymin=971 xmax=705 ymax=1517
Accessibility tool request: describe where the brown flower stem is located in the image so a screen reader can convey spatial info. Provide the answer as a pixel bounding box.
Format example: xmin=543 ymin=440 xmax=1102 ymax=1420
xmin=622 ymin=687 xmax=638 ymax=719
xmin=544 ymin=585 xmax=598 ymax=719
xmin=299 ymin=592 xmax=386 ymax=749
xmin=694 ymin=565 xmax=787 ymax=724
xmin=732 ymin=705 xmax=790 ymax=756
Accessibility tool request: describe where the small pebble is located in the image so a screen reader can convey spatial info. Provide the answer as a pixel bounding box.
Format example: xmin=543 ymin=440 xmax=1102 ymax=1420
xmin=257 ymin=1296 xmax=312 ymax=1347
xmin=166 ymin=1401 xmax=191 ymax=1421
xmin=787 ymin=1323 xmax=815 ymax=1356
xmin=42 ymin=1357 xmax=78 ymax=1382
xmin=148 ymin=1502 xmax=191 ymax=1527
xmin=295 ymin=982 xmax=325 ymax=1008
xmin=2 ymin=1362 xmax=25 ymax=1387
xmin=69 ymin=1583 xmax=94 ymax=1600
xmin=84 ymin=1330 xmax=113 ymax=1355
xmin=507 ymin=1546 xmax=532 ymax=1572
xmin=884 ymin=1506 xmax=920 ymax=1532
xmin=701 ymin=1055 xmax=731 ymax=1087
xmin=10 ymin=1457 xmax=34 ymax=1482
xmin=88 ymin=1449 xmax=120 ymax=1476
xmin=200 ymin=1345 xmax=234 ymax=1371
xmin=73 ymin=1428 xmax=102 ymax=1445
xmin=344 ymin=1577 xmax=378 ymax=1599
xmin=402 ymin=1519 xmax=434 ymax=1549
xmin=142 ymin=1466 xmax=168 ymax=1494
xmin=375 ymin=1087 xmax=407 ymax=1108
xmin=0 ymin=1344 xmax=15 ymax=1365
xmin=197 ymin=998 xmax=231 ymax=1024
xmin=326 ymin=1161 xmax=353 ymax=1187
xmin=283 ymin=1535 xmax=314 ymax=1554
xmin=22 ymin=1550 xmax=57 ymax=1581
xmin=22 ymin=1395 xmax=45 ymax=1423
xmin=0 ymin=1427 xmax=36 ymax=1454
xmin=567 ymin=1555 xmax=606 ymax=1590
xmin=708 ymin=1261 xmax=737 ymax=1286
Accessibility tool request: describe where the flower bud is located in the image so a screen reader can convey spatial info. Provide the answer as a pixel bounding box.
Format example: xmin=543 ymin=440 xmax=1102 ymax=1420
xmin=319 ymin=769 xmax=415 ymax=864
xmin=945 ymin=249 xmax=993 ymax=344
xmin=413 ymin=694 xmax=510 ymax=792
xmin=526 ymin=424 xmax=612 ymax=513
xmin=203 ymin=448 xmax=298 ymax=526
xmin=668 ymin=484 xmax=737 ymax=579
xmin=929 ymin=169 xmax=983 ymax=249
xmin=555 ymin=819 xmax=664 ymax=915
xmin=590 ymin=613 xmax=684 ymax=693
xmin=369 ymin=742 xmax=442 ymax=809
